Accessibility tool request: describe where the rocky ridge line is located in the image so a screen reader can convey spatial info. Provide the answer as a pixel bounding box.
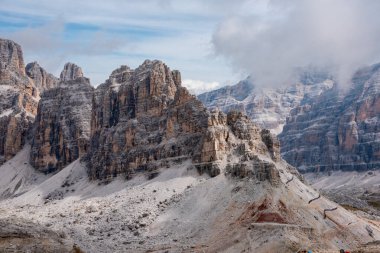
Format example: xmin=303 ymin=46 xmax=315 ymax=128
xmin=85 ymin=60 xmax=281 ymax=181
xmin=30 ymin=63 xmax=93 ymax=173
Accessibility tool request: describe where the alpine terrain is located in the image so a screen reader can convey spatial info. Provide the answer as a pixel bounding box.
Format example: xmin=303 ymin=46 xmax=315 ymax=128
xmin=1 ymin=39 xmax=380 ymax=253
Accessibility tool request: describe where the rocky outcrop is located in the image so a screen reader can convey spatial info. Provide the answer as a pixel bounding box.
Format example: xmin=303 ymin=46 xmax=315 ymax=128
xmin=26 ymin=61 xmax=58 ymax=94
xmin=60 ymin=62 xmax=83 ymax=81
xmin=0 ymin=39 xmax=39 ymax=164
xmin=85 ymin=60 xmax=279 ymax=180
xmin=0 ymin=218 xmax=78 ymax=253
xmin=279 ymin=63 xmax=380 ymax=172
xmin=198 ymin=76 xmax=333 ymax=134
xmin=30 ymin=63 xmax=93 ymax=173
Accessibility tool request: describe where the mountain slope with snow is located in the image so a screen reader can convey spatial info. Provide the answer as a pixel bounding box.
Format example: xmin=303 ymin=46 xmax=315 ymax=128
xmin=1 ymin=38 xmax=380 ymax=253
xmin=198 ymin=78 xmax=333 ymax=134
xmin=1 ymin=145 xmax=380 ymax=252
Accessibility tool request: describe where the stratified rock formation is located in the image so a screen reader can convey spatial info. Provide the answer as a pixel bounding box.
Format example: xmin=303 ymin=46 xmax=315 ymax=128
xmin=198 ymin=76 xmax=334 ymax=134
xmin=0 ymin=39 xmax=39 ymax=164
xmin=60 ymin=62 xmax=84 ymax=81
xmin=0 ymin=40 xmax=379 ymax=252
xmin=86 ymin=60 xmax=279 ymax=180
xmin=26 ymin=61 xmax=58 ymax=94
xmin=30 ymin=63 xmax=93 ymax=173
xmin=279 ymin=64 xmax=380 ymax=172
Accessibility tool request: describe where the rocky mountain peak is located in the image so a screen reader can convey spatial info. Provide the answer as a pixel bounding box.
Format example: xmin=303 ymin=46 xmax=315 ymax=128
xmin=279 ymin=63 xmax=380 ymax=172
xmin=25 ymin=61 xmax=58 ymax=93
xmin=198 ymin=76 xmax=334 ymax=134
xmin=2 ymin=39 xmax=380 ymax=253
xmin=60 ymin=62 xmax=84 ymax=81
xmin=0 ymin=38 xmax=38 ymax=164
xmin=31 ymin=64 xmax=93 ymax=173
xmin=85 ymin=60 xmax=281 ymax=181
xmin=0 ymin=38 xmax=25 ymax=75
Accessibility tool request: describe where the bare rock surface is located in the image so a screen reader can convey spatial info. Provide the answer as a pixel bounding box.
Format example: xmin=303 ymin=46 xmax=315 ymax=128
xmin=26 ymin=61 xmax=59 ymax=94
xmin=0 ymin=39 xmax=379 ymax=253
xmin=279 ymin=64 xmax=380 ymax=173
xmin=0 ymin=217 xmax=77 ymax=253
xmin=0 ymin=39 xmax=39 ymax=165
xmin=86 ymin=60 xmax=279 ymax=180
xmin=198 ymin=75 xmax=333 ymax=134
xmin=30 ymin=63 xmax=93 ymax=173
xmin=60 ymin=62 xmax=84 ymax=81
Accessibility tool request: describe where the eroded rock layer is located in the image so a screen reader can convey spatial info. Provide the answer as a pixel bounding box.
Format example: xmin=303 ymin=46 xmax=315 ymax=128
xmin=86 ymin=60 xmax=279 ymax=179
xmin=279 ymin=64 xmax=380 ymax=172
xmin=30 ymin=63 xmax=93 ymax=173
xmin=25 ymin=61 xmax=58 ymax=94
xmin=198 ymin=75 xmax=333 ymax=134
xmin=0 ymin=39 xmax=39 ymax=164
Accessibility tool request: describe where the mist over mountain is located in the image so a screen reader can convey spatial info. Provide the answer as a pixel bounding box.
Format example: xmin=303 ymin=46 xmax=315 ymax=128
xmin=1 ymin=1 xmax=380 ymax=252
xmin=212 ymin=0 xmax=380 ymax=89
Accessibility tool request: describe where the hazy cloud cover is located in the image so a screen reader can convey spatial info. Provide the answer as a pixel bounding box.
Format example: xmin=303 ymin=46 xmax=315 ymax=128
xmin=2 ymin=0 xmax=380 ymax=92
xmin=1 ymin=0 xmax=250 ymax=92
xmin=213 ymin=0 xmax=380 ymax=88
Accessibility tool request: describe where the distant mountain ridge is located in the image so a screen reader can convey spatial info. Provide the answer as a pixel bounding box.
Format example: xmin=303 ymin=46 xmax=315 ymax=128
xmin=280 ymin=63 xmax=380 ymax=172
xmin=199 ymin=65 xmax=380 ymax=174
xmin=1 ymin=37 xmax=380 ymax=252
xmin=198 ymin=75 xmax=334 ymax=134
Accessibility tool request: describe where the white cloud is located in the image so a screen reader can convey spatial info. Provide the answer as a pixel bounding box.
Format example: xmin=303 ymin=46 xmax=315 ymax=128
xmin=182 ymin=79 xmax=222 ymax=95
xmin=212 ymin=0 xmax=380 ymax=88
xmin=2 ymin=0 xmax=248 ymax=86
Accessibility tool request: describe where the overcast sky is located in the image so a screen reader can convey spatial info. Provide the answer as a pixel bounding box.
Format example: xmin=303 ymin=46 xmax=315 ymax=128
xmin=2 ymin=0 xmax=380 ymax=93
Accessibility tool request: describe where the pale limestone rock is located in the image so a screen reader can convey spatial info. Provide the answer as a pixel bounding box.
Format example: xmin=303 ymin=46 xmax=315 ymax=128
xmin=26 ymin=61 xmax=59 ymax=94
xmin=60 ymin=62 xmax=83 ymax=81
xmin=85 ymin=60 xmax=281 ymax=180
xmin=0 ymin=39 xmax=39 ymax=164
xmin=30 ymin=63 xmax=93 ymax=173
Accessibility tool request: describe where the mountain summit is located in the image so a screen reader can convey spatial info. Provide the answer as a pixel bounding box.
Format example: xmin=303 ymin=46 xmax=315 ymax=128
xmin=0 ymin=38 xmax=379 ymax=252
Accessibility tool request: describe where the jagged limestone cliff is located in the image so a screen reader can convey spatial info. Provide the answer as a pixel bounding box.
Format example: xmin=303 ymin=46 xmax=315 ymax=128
xmin=30 ymin=63 xmax=93 ymax=173
xmin=0 ymin=39 xmax=39 ymax=164
xmin=85 ymin=60 xmax=280 ymax=180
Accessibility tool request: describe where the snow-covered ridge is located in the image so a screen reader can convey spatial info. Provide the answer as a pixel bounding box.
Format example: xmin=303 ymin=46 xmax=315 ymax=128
xmin=198 ymin=78 xmax=334 ymax=135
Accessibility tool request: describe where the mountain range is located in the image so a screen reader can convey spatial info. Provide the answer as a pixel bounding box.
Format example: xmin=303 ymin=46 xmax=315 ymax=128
xmin=0 ymin=38 xmax=380 ymax=252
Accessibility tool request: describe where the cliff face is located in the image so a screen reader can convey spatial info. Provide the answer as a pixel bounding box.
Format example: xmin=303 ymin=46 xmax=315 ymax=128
xmin=279 ymin=64 xmax=380 ymax=172
xmin=2 ymin=39 xmax=380 ymax=253
xmin=0 ymin=39 xmax=39 ymax=164
xmin=86 ymin=60 xmax=279 ymax=180
xmin=198 ymin=77 xmax=333 ymax=134
xmin=30 ymin=63 xmax=93 ymax=173
xmin=25 ymin=62 xmax=58 ymax=94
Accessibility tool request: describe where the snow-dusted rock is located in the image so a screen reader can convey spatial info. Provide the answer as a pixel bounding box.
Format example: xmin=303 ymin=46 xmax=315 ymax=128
xmin=198 ymin=77 xmax=334 ymax=135
xmin=280 ymin=64 xmax=380 ymax=172
xmin=60 ymin=62 xmax=84 ymax=81
xmin=30 ymin=63 xmax=93 ymax=173
xmin=0 ymin=39 xmax=39 ymax=164
xmin=85 ymin=60 xmax=279 ymax=180
xmin=26 ymin=61 xmax=59 ymax=94
xmin=0 ymin=217 xmax=76 ymax=252
xmin=1 ymin=38 xmax=380 ymax=253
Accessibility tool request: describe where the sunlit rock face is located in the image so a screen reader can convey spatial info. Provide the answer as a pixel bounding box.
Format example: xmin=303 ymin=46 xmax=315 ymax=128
xmin=25 ymin=61 xmax=59 ymax=94
xmin=85 ymin=60 xmax=279 ymax=180
xmin=279 ymin=64 xmax=380 ymax=172
xmin=0 ymin=39 xmax=40 ymax=164
xmin=30 ymin=63 xmax=93 ymax=173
